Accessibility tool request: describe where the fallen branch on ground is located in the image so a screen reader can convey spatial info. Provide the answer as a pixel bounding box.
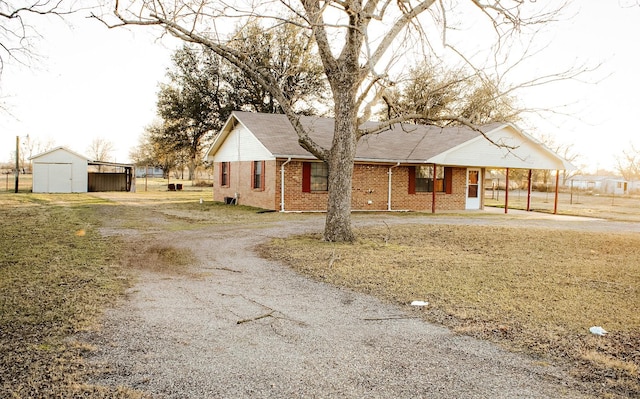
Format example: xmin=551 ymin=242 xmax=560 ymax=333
xmin=212 ymin=266 xmax=242 ymax=273
xmin=237 ymin=311 xmax=275 ymax=324
xmin=363 ymin=316 xmax=419 ymax=321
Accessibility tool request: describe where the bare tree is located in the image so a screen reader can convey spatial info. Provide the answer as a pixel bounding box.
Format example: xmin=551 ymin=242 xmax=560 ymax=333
xmin=8 ymin=135 xmax=54 ymax=173
xmin=616 ymin=144 xmax=640 ymax=181
xmin=130 ymin=121 xmax=180 ymax=179
xmin=380 ymin=62 xmax=520 ymax=126
xmin=87 ymin=137 xmax=114 ymax=172
xmin=19 ymin=135 xmax=53 ymax=172
xmin=536 ymin=133 xmax=582 ymax=185
xmin=0 ymin=1 xmax=80 ymax=77
xmin=96 ymin=1 xmax=581 ymax=242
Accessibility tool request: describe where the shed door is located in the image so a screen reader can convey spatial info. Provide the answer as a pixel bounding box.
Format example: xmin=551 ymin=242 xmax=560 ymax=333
xmin=465 ymin=168 xmax=481 ymax=209
xmin=47 ymin=163 xmax=73 ymax=193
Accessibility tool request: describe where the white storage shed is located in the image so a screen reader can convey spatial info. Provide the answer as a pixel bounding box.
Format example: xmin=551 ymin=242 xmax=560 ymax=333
xmin=31 ymin=147 xmax=90 ymax=193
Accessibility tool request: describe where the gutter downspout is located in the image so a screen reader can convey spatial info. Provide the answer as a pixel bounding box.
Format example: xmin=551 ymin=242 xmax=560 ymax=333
xmin=388 ymin=162 xmax=400 ymax=211
xmin=280 ymin=158 xmax=292 ymax=212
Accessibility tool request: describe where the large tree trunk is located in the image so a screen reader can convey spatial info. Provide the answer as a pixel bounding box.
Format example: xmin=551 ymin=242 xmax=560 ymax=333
xmin=188 ymin=164 xmax=195 ymax=181
xmin=324 ymin=100 xmax=358 ymax=242
xmin=188 ymin=153 xmax=196 ymax=181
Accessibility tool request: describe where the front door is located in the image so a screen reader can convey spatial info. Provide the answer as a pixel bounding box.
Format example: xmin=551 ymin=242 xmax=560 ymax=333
xmin=466 ymin=168 xmax=481 ymax=209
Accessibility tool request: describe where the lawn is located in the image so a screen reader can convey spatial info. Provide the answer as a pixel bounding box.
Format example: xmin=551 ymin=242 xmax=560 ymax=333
xmin=0 ymin=194 xmax=142 ymax=398
xmin=2 ymin=186 xmax=639 ymax=398
xmin=260 ymin=223 xmax=640 ymax=398
xmin=0 ymin=189 xmax=295 ymax=397
xmin=487 ymin=188 xmax=640 ymax=222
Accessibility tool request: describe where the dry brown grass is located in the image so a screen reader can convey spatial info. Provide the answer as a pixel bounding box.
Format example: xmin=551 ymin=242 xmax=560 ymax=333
xmin=259 ymin=224 xmax=640 ymax=398
xmin=487 ymin=189 xmax=640 ymax=222
xmin=0 ymin=193 xmax=144 ymax=398
xmin=90 ymin=190 xmax=305 ymax=231
xmin=4 ymin=185 xmax=638 ymax=397
xmin=126 ymin=243 xmax=198 ymax=276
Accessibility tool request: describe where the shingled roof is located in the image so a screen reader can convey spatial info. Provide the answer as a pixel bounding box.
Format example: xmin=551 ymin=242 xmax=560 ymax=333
xmin=207 ymin=111 xmax=574 ymax=170
xmin=225 ymin=111 xmax=494 ymax=163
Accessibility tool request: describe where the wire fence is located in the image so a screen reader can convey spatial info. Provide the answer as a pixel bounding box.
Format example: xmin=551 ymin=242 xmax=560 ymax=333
xmin=485 ymin=188 xmax=640 ymax=222
xmin=5 ymin=173 xmax=638 ymax=222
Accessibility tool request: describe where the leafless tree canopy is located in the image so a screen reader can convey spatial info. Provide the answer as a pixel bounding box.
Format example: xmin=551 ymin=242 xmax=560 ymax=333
xmin=130 ymin=121 xmax=183 ymax=178
xmin=616 ymin=144 xmax=640 ymax=181
xmin=97 ymin=0 xmax=577 ymax=241
xmin=87 ymin=136 xmax=114 ymax=163
xmin=0 ymin=0 xmax=81 ymax=76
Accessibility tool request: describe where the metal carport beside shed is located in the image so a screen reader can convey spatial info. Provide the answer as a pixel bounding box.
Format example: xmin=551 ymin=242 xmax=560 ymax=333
xmin=30 ymin=147 xmax=89 ymax=193
xmin=88 ymin=161 xmax=135 ymax=192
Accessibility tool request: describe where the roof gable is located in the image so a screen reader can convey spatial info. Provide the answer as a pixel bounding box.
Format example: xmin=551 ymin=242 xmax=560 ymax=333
xmin=30 ymin=146 xmax=90 ymax=163
xmin=212 ymin=119 xmax=274 ymax=162
xmin=428 ymin=125 xmax=575 ymax=170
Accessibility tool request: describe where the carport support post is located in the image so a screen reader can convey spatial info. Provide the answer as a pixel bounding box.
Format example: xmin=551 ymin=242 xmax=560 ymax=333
xmin=553 ymin=170 xmax=560 ymax=214
xmin=504 ymin=168 xmax=509 ymax=214
xmin=526 ymin=169 xmax=532 ymax=211
xmin=570 ymin=180 xmax=573 ymax=205
xmin=14 ymin=136 xmax=19 ymax=193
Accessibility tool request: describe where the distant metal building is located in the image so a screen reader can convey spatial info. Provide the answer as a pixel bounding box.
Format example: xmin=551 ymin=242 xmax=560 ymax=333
xmin=135 ymin=166 xmax=164 ymax=178
xmin=570 ymin=175 xmax=628 ymax=195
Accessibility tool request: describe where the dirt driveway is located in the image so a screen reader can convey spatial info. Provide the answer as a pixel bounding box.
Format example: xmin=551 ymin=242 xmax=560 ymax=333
xmin=84 ymin=204 xmax=629 ymax=398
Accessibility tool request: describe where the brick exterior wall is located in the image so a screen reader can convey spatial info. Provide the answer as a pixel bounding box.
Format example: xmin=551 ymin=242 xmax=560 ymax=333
xmin=277 ymin=160 xmax=472 ymax=212
xmin=276 ymin=160 xmax=328 ymax=211
xmin=386 ymin=166 xmax=468 ymax=211
xmin=214 ymin=159 xmax=477 ymax=212
xmin=213 ymin=160 xmax=279 ymax=210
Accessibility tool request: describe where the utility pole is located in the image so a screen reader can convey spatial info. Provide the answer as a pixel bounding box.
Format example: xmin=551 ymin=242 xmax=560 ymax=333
xmin=14 ymin=136 xmax=19 ymax=193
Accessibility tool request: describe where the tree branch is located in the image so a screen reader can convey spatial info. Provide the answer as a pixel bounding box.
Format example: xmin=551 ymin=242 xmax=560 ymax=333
xmin=368 ymin=0 xmax=436 ymax=70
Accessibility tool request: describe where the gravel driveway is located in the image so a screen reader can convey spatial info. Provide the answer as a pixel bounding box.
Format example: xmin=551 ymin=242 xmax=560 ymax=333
xmin=84 ymin=209 xmax=620 ymax=398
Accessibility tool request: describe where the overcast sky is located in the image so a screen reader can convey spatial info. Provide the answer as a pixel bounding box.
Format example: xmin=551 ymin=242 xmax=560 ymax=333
xmin=0 ymin=13 xmax=175 ymax=165
xmin=1 ymin=2 xmax=639 ymax=173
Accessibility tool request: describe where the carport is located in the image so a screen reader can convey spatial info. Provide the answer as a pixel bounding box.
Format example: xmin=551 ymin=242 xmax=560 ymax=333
xmin=88 ymin=161 xmax=135 ymax=192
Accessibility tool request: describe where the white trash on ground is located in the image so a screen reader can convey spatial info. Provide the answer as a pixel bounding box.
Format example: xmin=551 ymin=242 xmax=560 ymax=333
xmin=589 ymin=326 xmax=608 ymax=336
xmin=410 ymin=301 xmax=429 ymax=306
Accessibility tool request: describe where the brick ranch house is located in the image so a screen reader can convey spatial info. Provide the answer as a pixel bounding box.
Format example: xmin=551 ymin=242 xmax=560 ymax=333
xmin=204 ymin=111 xmax=573 ymax=212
